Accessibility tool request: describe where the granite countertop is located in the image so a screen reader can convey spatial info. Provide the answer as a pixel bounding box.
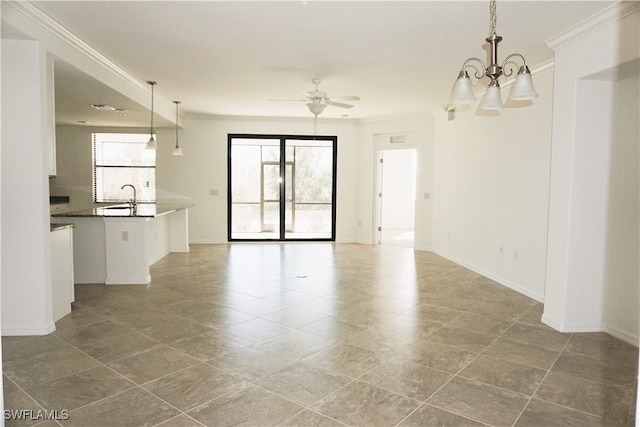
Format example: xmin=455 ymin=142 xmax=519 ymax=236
xmin=51 ymin=203 xmax=194 ymax=218
xmin=50 ymin=223 xmax=75 ymax=232
xmin=50 ymin=196 xmax=70 ymax=205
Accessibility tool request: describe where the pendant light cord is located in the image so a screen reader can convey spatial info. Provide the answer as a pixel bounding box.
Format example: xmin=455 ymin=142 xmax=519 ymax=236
xmin=175 ymin=101 xmax=179 ymax=142
xmin=147 ymin=81 xmax=156 ymax=135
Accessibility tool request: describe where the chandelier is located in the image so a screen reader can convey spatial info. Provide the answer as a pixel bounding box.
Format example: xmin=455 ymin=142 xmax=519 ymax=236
xmin=450 ymin=0 xmax=538 ymax=110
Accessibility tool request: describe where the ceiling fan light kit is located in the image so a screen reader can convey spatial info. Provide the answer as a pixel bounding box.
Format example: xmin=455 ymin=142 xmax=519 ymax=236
xmin=450 ymin=0 xmax=538 ymax=111
xmin=307 ymin=101 xmax=327 ymax=117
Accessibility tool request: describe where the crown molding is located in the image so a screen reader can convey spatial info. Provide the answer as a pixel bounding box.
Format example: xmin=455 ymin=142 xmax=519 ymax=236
xmin=4 ymin=1 xmax=147 ymax=92
xmin=546 ymin=1 xmax=640 ymax=51
xmin=2 ymin=1 xmax=176 ymax=123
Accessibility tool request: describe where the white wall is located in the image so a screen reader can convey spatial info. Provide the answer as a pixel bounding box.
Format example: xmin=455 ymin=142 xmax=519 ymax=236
xmin=543 ymin=4 xmax=639 ymax=341
xmin=151 ymin=116 xmax=360 ymax=243
xmin=0 ymin=30 xmax=3 ymax=419
xmin=431 ymin=70 xmax=554 ymax=302
xmin=1 ymin=40 xmax=55 ymax=335
xmin=604 ymin=74 xmax=639 ymax=343
xmin=54 ymin=115 xmax=435 ymax=248
xmin=355 ymin=115 xmax=434 ymax=250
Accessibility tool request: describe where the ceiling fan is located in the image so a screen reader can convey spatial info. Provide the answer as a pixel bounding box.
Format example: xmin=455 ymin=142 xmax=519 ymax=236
xmin=273 ymin=78 xmax=360 ymax=117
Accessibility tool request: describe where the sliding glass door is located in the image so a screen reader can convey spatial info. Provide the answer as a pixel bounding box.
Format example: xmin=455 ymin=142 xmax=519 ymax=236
xmin=228 ymin=134 xmax=336 ymax=241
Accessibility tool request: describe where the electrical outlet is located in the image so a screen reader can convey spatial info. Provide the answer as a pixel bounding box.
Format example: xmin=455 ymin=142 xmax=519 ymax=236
xmin=499 ymin=247 xmax=503 ymax=256
xmin=514 ymin=250 xmax=519 ymax=261
xmin=122 ymin=231 xmax=129 ymax=241
xmin=210 ymin=189 xmax=219 ymax=196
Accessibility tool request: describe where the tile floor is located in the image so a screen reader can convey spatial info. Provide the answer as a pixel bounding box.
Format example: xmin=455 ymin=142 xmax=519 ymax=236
xmin=2 ymin=243 xmax=638 ymax=427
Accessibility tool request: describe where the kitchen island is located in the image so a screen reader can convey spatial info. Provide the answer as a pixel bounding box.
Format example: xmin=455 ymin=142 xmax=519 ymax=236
xmin=52 ymin=203 xmax=192 ymax=285
xmin=50 ymin=223 xmax=74 ymax=320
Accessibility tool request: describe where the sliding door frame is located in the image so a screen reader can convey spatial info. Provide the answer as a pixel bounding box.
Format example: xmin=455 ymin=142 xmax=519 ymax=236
xmin=228 ymin=133 xmax=337 ymax=242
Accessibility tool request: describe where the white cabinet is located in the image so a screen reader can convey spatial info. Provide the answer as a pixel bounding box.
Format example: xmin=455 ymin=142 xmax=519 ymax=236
xmin=47 ymin=55 xmax=56 ymax=176
xmin=51 ymin=225 xmax=74 ymax=321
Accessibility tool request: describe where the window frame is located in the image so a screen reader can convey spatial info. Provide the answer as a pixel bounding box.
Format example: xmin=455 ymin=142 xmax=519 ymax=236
xmin=92 ymin=132 xmax=157 ymax=203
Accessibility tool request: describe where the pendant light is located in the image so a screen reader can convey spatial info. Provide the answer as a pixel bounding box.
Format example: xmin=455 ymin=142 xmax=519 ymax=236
xmin=449 ymin=0 xmax=538 ymax=111
xmin=146 ymin=81 xmax=158 ymax=150
xmin=172 ymin=101 xmax=183 ymax=156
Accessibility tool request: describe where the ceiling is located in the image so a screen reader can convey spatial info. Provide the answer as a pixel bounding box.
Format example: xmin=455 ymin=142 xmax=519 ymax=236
xmin=6 ymin=1 xmax=615 ymax=127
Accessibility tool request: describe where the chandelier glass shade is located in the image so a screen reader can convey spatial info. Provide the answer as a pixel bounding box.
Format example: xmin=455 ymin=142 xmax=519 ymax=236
xmin=479 ymin=84 xmax=504 ymax=110
xmin=450 ymin=71 xmax=476 ymax=105
xmin=509 ymin=66 xmax=538 ymax=100
xmin=450 ymin=0 xmax=538 ymax=110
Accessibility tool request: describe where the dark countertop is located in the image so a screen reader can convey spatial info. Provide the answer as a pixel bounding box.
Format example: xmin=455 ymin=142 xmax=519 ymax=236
xmin=51 ymin=203 xmax=194 ymax=218
xmin=50 ymin=223 xmax=75 ymax=232
xmin=50 ymin=196 xmax=70 ymax=205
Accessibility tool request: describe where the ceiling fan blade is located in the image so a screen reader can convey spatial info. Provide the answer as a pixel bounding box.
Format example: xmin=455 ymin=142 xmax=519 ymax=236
xmin=273 ymin=81 xmax=358 ymax=112
xmin=329 ymin=95 xmax=360 ymax=101
xmin=268 ymin=98 xmax=307 ymax=102
xmin=325 ymin=100 xmax=354 ymax=109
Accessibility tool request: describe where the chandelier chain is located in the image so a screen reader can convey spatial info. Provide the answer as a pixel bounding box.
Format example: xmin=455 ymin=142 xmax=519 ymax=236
xmin=489 ymin=0 xmax=497 ymax=36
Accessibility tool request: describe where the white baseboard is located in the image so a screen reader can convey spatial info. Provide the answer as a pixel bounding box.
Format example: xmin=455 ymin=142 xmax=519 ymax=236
xmin=604 ymin=325 xmax=639 ymax=347
xmin=540 ymin=314 xmax=563 ymax=331
xmin=541 ymin=315 xmax=603 ymax=333
xmin=189 ymin=239 xmax=226 ymax=244
xmin=105 ymin=274 xmax=151 ymax=285
xmin=431 ymin=249 xmax=544 ymax=303
xmin=2 ymin=322 xmax=56 ymax=336
xmin=149 ymin=249 xmax=170 ymax=265
xmin=542 ymin=314 xmax=639 ymax=347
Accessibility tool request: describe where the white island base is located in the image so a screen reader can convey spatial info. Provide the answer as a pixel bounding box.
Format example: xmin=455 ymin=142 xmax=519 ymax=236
xmin=65 ymin=207 xmax=189 ymax=285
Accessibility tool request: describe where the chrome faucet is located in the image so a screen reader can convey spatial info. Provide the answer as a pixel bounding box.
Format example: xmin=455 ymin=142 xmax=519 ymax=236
xmin=121 ymin=184 xmax=137 ymax=211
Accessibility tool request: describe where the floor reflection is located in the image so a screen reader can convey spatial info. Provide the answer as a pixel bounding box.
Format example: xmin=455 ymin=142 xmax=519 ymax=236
xmin=2 ymin=243 xmax=637 ymax=426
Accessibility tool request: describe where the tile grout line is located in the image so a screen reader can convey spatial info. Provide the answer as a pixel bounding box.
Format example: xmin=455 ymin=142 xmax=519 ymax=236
xmin=509 ymin=321 xmax=573 ymax=426
xmin=6 ymin=245 xmax=636 ymax=426
xmin=390 ymin=285 xmax=506 ymax=426
xmin=400 ymin=300 xmax=541 ymax=426
xmin=43 ymin=311 xmax=208 ymax=425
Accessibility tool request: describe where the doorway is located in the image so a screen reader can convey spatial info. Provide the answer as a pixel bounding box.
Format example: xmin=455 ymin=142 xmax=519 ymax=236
xmin=228 ymin=134 xmax=337 ymax=241
xmin=376 ymin=148 xmax=417 ymax=247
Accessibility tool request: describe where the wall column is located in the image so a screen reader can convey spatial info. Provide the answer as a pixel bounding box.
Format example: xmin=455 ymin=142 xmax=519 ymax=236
xmin=1 ymin=39 xmax=54 ymax=335
xmin=543 ymin=4 xmax=639 ymax=336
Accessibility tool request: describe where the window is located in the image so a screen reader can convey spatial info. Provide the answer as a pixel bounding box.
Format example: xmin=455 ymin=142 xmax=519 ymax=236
xmin=93 ymin=133 xmax=156 ymax=203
